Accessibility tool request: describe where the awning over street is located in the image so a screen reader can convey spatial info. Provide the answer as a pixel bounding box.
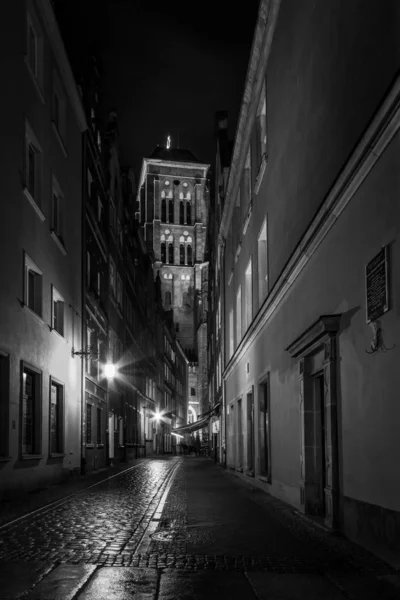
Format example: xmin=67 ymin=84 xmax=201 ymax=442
xmin=172 ymin=403 xmax=221 ymax=435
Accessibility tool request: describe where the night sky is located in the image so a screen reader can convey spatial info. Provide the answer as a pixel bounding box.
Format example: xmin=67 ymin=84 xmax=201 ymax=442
xmin=54 ymin=0 xmax=259 ymax=176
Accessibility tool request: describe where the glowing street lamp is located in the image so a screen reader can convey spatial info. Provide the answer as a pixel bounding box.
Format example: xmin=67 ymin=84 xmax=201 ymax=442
xmin=153 ymin=411 xmax=162 ymax=421
xmin=104 ymin=363 xmax=116 ymax=379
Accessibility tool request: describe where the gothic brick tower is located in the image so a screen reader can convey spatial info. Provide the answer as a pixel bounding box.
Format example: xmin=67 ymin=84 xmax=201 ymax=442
xmin=137 ymin=141 xmax=210 ymax=359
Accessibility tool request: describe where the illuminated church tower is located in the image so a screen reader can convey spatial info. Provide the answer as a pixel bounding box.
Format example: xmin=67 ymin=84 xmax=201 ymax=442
xmin=137 ymin=137 xmax=210 ymax=358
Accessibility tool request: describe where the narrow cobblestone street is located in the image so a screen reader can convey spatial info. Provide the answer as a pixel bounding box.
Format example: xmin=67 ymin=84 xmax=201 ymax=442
xmin=0 ymin=457 xmax=399 ymax=599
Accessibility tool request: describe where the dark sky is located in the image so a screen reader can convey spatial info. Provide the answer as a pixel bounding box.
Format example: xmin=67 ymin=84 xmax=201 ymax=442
xmin=54 ymin=0 xmax=259 ymax=176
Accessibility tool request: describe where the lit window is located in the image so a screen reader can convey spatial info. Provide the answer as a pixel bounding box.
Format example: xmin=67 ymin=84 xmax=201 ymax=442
xmin=245 ymin=259 xmax=252 ymax=331
xmin=24 ymin=253 xmax=42 ymax=317
xmin=21 ymin=364 xmax=42 ymax=455
xmin=24 ymin=121 xmax=42 ymax=210
xmin=87 ymin=169 xmax=93 ymax=198
xmin=258 ymin=218 xmax=268 ymax=306
xmin=50 ymin=378 xmax=64 ymax=454
xmin=51 ymin=286 xmax=64 ymax=336
xmin=86 ymin=402 xmax=92 ymax=444
xmin=229 ymin=309 xmax=234 ymax=357
xmin=257 ymin=82 xmax=267 ymax=160
xmin=183 ymin=182 xmax=188 ymax=188
xmin=165 ymin=180 xmax=170 ymax=186
xmin=97 ymin=195 xmax=103 ymax=223
xmin=97 ymin=130 xmax=101 ymax=152
xmin=236 ymin=286 xmax=242 ymax=347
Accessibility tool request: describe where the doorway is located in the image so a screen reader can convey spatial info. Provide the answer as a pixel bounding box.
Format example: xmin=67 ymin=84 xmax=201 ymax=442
xmin=237 ymin=398 xmax=243 ymax=471
xmin=108 ymin=414 xmax=115 ymax=460
xmin=246 ymin=391 xmax=254 ymax=474
xmin=313 ymin=372 xmax=326 ymax=517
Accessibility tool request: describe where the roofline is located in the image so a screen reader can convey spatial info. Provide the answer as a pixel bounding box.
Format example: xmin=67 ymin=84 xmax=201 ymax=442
xmin=219 ymin=0 xmax=281 ymax=239
xmin=38 ymin=0 xmax=87 ymax=133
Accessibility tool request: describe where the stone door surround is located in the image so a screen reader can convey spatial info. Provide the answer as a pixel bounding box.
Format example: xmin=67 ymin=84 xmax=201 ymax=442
xmin=286 ymin=315 xmax=341 ymax=529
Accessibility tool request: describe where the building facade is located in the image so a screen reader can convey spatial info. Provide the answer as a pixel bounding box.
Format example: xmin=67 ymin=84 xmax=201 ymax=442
xmin=0 ymin=0 xmax=87 ymax=497
xmin=217 ymin=0 xmax=400 ymax=567
xmin=137 ymin=145 xmax=210 ymax=427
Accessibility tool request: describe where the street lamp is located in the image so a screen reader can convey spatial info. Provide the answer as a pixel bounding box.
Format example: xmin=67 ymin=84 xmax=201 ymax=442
xmin=104 ymin=363 xmax=116 ymax=379
xmin=153 ymin=411 xmax=162 ymax=421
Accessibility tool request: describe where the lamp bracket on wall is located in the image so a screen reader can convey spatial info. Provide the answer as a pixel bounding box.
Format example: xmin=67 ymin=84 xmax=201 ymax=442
xmin=365 ymin=320 xmax=395 ymax=354
xmin=72 ymin=345 xmax=99 ymax=361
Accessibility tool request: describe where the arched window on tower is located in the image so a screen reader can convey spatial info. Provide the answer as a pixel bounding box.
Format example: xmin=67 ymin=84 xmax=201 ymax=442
xmin=180 ymin=244 xmax=185 ymax=265
xmin=180 ymin=201 xmax=184 ymax=225
xmin=161 ymin=243 xmax=166 ymax=263
xmin=165 ymin=291 xmax=171 ymax=309
xmin=182 ymin=291 xmax=188 ymax=306
xmin=168 ymin=199 xmax=174 ymax=223
xmin=161 ymin=198 xmax=166 ymax=222
xmin=168 ymin=242 xmax=174 ymax=264
xmin=186 ymin=201 xmax=191 ymax=225
xmin=187 ymin=244 xmax=193 ymax=265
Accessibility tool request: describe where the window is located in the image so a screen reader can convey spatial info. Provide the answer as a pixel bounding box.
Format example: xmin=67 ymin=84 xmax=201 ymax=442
xmin=52 ymin=286 xmax=64 ymax=336
xmin=87 ymin=169 xmax=93 ymax=198
xmin=116 ymin=273 xmax=123 ymax=306
xmin=256 ymin=82 xmax=267 ymax=161
xmin=161 ymin=241 xmax=166 ymax=263
xmin=53 ymin=72 xmax=66 ymax=144
xmin=229 ymin=309 xmax=234 ymax=358
xmin=86 ymin=251 xmax=91 ymax=288
xmin=244 ymin=149 xmax=251 ymax=205
xmin=187 ymin=244 xmax=193 ymax=265
xmin=168 ymin=200 xmax=174 ymax=223
xmin=245 ymin=259 xmax=252 ymax=331
xmin=161 ymin=198 xmax=166 ymax=222
xmin=97 ymin=195 xmax=103 ymax=223
xmin=86 ymin=403 xmax=92 ymax=444
xmin=109 ymin=199 xmax=116 ymax=233
xmin=180 ymin=201 xmax=184 ymax=224
xmin=97 ymin=407 xmax=102 ymax=444
xmin=191 ymin=387 xmax=196 ymax=396
xmin=21 ymin=363 xmax=42 ymax=455
xmin=50 ymin=379 xmax=64 ymax=455
xmin=0 ymin=353 xmax=10 ymax=457
xmin=97 ymin=130 xmax=101 ymax=153
xmin=165 ymin=291 xmax=172 ymax=309
xmin=186 ymin=202 xmax=191 ymax=225
xmin=236 ymin=286 xmax=242 ymax=347
xmin=180 ymin=244 xmax=185 ymax=265
xmin=118 ymin=418 xmax=123 ymax=446
xmin=168 ymin=242 xmax=174 ymax=264
xmin=26 ymin=11 xmax=43 ymax=95
xmin=258 ymin=218 xmax=268 ymax=306
xmin=24 ymin=253 xmax=42 ymax=317
xmin=109 ymin=257 xmax=116 ymax=296
xmin=52 ymin=176 xmax=64 ymax=243
xmin=24 ymin=122 xmax=42 ymax=211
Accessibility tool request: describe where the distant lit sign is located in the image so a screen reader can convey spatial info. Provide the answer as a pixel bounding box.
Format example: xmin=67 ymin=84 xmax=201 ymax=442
xmin=212 ymin=419 xmax=220 ymax=434
xmin=365 ymin=246 xmax=389 ymax=323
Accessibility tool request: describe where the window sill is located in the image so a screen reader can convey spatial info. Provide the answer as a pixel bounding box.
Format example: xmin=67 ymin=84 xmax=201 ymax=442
xmin=23 ymin=187 xmax=46 ymax=222
xmin=52 ymin=122 xmax=68 ymax=158
xmin=49 ymin=452 xmax=65 ymax=458
xmin=118 ymin=445 xmax=125 ymax=449
xmin=22 ymin=304 xmax=45 ymax=326
xmin=86 ymin=444 xmax=95 ymax=449
xmin=96 ymin=444 xmax=104 ymax=449
xmin=50 ymin=230 xmax=68 ymax=255
xmin=21 ymin=454 xmax=43 ymax=460
xmin=258 ymin=475 xmax=271 ymax=484
xmin=50 ymin=326 xmax=67 ymax=342
xmin=24 ymin=56 xmax=45 ymax=104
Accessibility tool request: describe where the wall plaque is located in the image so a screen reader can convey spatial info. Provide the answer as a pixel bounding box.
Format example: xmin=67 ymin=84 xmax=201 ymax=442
xmin=365 ymin=246 xmax=389 ymax=323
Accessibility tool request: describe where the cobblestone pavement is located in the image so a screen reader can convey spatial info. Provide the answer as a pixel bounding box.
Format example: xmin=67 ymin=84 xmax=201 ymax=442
xmin=0 ymin=457 xmax=399 ymax=599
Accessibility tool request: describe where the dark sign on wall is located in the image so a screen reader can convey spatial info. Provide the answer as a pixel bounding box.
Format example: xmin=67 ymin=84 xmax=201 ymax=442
xmin=365 ymin=246 xmax=389 ymax=323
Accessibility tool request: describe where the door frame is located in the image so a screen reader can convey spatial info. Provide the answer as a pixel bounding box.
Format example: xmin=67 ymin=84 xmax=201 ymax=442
xmin=286 ymin=315 xmax=341 ymax=529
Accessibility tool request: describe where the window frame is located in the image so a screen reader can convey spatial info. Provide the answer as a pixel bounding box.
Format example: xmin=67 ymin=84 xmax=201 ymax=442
xmin=25 ymin=9 xmax=44 ymax=101
xmin=21 ymin=361 xmax=43 ymax=457
xmin=24 ymin=121 xmax=43 ymax=219
xmin=24 ymin=252 xmax=43 ymax=318
xmin=49 ymin=376 xmax=65 ymax=456
xmin=51 ymin=285 xmax=65 ymax=337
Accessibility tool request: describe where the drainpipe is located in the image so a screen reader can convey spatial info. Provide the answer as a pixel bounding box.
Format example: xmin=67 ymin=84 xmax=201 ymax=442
xmin=80 ymin=130 xmax=87 ymax=476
